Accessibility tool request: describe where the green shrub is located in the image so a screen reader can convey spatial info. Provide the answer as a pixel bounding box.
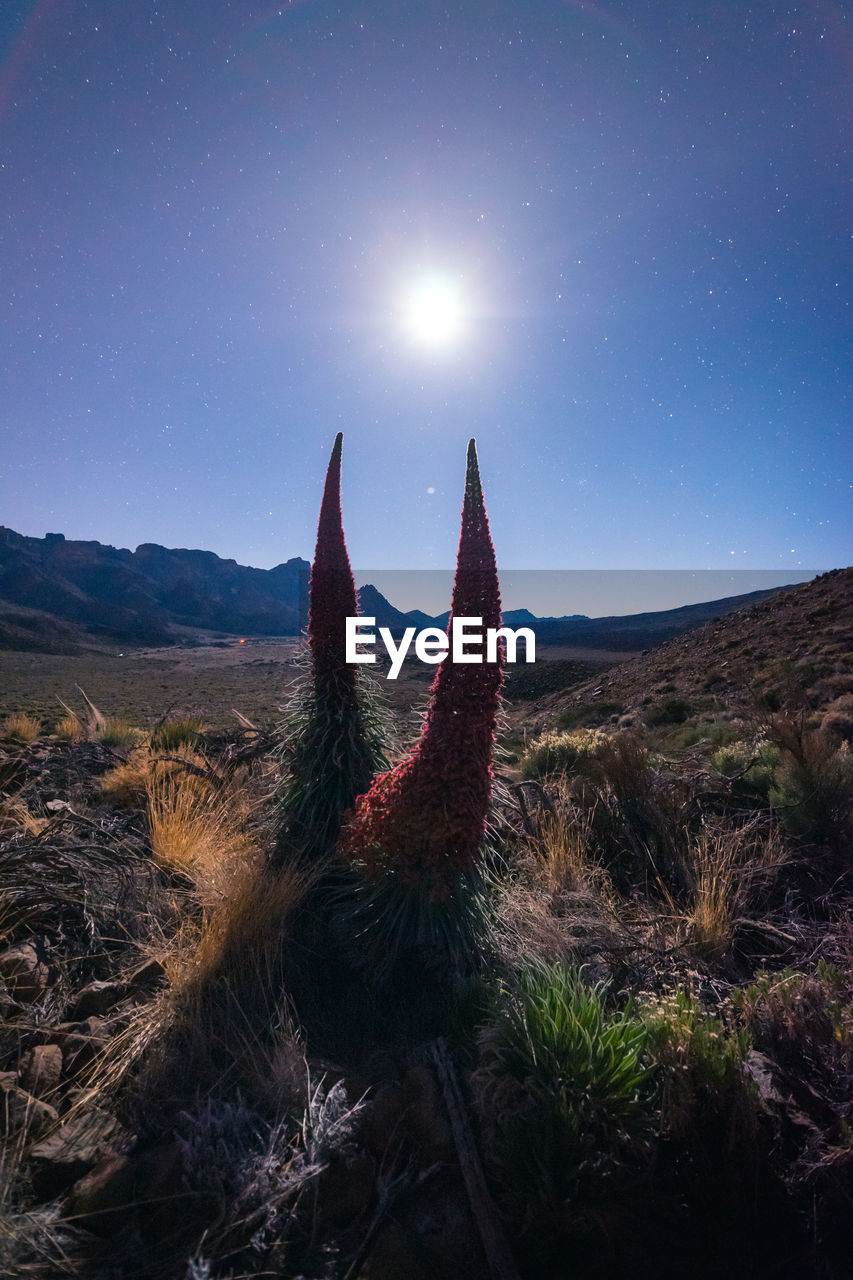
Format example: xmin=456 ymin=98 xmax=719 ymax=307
xmin=640 ymin=989 xmax=752 ymax=1138
xmin=644 ymin=697 xmax=693 ymax=726
xmin=474 ymin=965 xmax=653 ymax=1229
xmin=768 ymin=733 xmax=852 ymax=845
xmin=520 ymin=727 xmax=610 ymax=779
xmin=151 ymin=715 xmax=208 ymax=751
xmin=96 ymin=718 xmax=145 ymax=750
xmin=710 ymin=738 xmax=781 ymax=798
xmin=665 ymin=719 xmax=736 ymax=751
xmin=732 ymin=964 xmax=852 ymax=1070
xmin=556 ymin=700 xmax=623 ymax=730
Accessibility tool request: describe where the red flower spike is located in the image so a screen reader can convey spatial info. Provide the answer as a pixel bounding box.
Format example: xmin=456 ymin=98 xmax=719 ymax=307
xmin=309 ymin=432 xmax=359 ymax=699
xmin=340 ymin=438 xmax=504 ymax=898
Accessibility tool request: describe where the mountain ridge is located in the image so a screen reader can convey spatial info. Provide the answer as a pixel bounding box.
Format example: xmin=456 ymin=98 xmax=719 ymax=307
xmin=0 ymin=524 xmax=806 ymax=655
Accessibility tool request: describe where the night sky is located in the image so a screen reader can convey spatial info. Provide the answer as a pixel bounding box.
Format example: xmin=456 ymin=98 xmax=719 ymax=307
xmin=2 ymin=0 xmax=850 ymax=581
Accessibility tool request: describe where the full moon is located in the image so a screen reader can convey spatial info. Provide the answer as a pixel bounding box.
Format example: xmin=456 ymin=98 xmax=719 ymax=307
xmin=404 ymin=277 xmax=466 ymax=347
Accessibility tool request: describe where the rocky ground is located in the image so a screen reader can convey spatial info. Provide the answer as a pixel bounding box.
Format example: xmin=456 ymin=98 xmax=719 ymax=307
xmin=0 ymin=569 xmax=851 ymax=1279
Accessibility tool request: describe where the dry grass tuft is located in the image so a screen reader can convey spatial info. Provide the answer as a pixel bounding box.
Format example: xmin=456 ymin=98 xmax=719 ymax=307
xmin=54 ymin=713 xmax=84 ymax=741
xmin=684 ymin=820 xmax=787 ymax=954
xmin=2 ymin=712 xmax=41 ymax=743
xmin=531 ymin=788 xmax=608 ymax=896
xmin=112 ymin=862 xmax=315 ymax=1119
xmin=494 ymin=787 xmax=620 ymax=968
xmin=146 ymin=763 xmax=256 ymax=903
xmin=99 ymin=746 xmax=215 ymax=808
xmin=0 ymin=799 xmax=49 ymax=839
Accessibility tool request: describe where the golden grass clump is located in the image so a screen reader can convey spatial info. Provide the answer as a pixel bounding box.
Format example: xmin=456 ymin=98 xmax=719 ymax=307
xmin=54 ymin=714 xmax=85 ymax=741
xmin=150 ymin=715 xmax=209 ymax=751
xmin=2 ymin=713 xmax=41 ymax=744
xmin=532 ymin=792 xmax=604 ymax=895
xmin=145 ymin=764 xmax=257 ymax=910
xmin=0 ymin=799 xmax=49 ymax=839
xmin=685 ymin=821 xmax=787 ymax=954
xmin=99 ymin=747 xmax=213 ymax=808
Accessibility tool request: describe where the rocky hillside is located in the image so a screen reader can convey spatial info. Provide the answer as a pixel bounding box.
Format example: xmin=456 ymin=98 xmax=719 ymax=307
xmin=534 ymin=567 xmax=852 ymax=733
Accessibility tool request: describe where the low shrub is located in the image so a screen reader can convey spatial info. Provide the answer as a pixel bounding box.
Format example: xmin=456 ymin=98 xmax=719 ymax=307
xmin=640 ymin=988 xmax=753 ymax=1139
xmin=710 ymin=738 xmax=780 ymax=798
xmin=768 ymin=733 xmax=852 ymax=846
xmin=644 ymin=697 xmax=693 ymax=726
xmin=96 ymin=718 xmax=145 ymax=750
xmin=665 ymin=719 xmax=738 ymax=752
xmin=151 ymin=716 xmax=209 ymax=751
xmin=474 ymin=965 xmax=653 ymax=1231
xmin=732 ymin=963 xmax=853 ymax=1081
xmin=520 ymin=727 xmax=610 ymax=779
xmin=556 ymin=700 xmax=624 ymax=729
xmin=2 ymin=712 xmax=41 ymax=744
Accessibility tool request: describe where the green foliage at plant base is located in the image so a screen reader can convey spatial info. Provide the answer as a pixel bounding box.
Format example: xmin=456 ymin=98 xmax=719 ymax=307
xmin=474 ymin=965 xmax=654 ymax=1233
xmin=273 ymin=665 xmax=390 ymax=868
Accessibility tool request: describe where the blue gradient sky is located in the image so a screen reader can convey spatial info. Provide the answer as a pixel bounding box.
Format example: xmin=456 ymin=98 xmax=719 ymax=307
xmin=1 ymin=0 xmax=850 ymax=574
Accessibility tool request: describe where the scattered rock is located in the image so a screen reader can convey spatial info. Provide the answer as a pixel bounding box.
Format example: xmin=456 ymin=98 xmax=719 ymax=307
xmin=48 ymin=1017 xmax=109 ymax=1078
xmin=66 ymin=1153 xmax=135 ymax=1233
xmin=0 ymin=1083 xmax=59 ymax=1139
xmin=126 ymin=956 xmax=167 ymax=991
xmin=28 ymin=1107 xmax=133 ymax=1198
xmin=0 ymin=943 xmax=50 ymax=1004
xmin=19 ymin=1044 xmax=63 ymax=1099
xmin=69 ymin=979 xmax=128 ymax=1019
xmin=66 ymin=1144 xmax=199 ymax=1238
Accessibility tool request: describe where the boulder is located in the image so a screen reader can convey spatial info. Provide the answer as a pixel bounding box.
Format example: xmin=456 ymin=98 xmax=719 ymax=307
xmin=28 ymin=1107 xmax=133 ymax=1198
xmin=0 ymin=1083 xmax=59 ymax=1139
xmin=126 ymin=956 xmax=167 ymax=991
xmin=19 ymin=1044 xmax=63 ymax=1099
xmin=65 ymin=1154 xmax=135 ymax=1233
xmin=68 ymin=980 xmax=128 ymax=1019
xmin=0 ymin=943 xmax=50 ymax=1004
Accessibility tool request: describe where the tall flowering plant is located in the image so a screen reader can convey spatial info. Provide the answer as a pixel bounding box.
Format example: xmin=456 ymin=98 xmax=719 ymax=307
xmin=273 ymin=433 xmax=388 ymax=868
xmin=338 ymin=439 xmax=503 ymax=973
xmin=308 ymin=432 xmax=360 ymax=705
